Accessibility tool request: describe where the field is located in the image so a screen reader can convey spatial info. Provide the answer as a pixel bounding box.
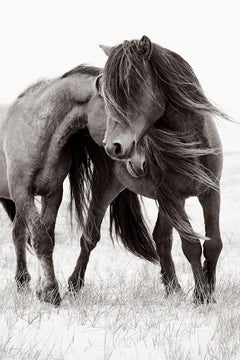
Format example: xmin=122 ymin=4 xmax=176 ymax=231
xmin=0 ymin=151 xmax=239 ymax=360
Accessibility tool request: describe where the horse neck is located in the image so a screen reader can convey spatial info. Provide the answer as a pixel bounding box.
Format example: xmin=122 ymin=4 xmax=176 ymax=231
xmin=33 ymin=74 xmax=96 ymax=167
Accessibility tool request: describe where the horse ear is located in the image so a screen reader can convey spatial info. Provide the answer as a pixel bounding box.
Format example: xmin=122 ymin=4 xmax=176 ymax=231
xmin=99 ymin=44 xmax=112 ymax=57
xmin=139 ymin=35 xmax=152 ymax=59
xmin=95 ymin=74 xmax=103 ymax=96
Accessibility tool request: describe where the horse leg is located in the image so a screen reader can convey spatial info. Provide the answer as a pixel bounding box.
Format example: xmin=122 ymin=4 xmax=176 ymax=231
xmin=40 ymin=186 xmax=63 ymax=246
xmin=12 ymin=213 xmax=31 ymax=289
xmin=153 ymin=211 xmax=181 ymax=295
xmin=68 ymin=179 xmax=123 ymax=293
xmin=0 ymin=198 xmax=16 ymax=221
xmin=35 ymin=186 xmax=63 ymax=301
xmin=198 ymin=189 xmax=222 ymax=298
xmin=11 ymin=189 xmax=61 ymax=306
xmin=179 ymin=201 xmax=209 ymax=304
xmin=0 ymin=198 xmax=30 ymax=289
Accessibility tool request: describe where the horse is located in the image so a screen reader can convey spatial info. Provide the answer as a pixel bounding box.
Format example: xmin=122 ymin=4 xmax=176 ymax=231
xmin=0 ymin=65 xmax=158 ymax=306
xmin=73 ymin=36 xmax=230 ymax=304
xmin=0 ymin=66 xmax=104 ymax=305
xmin=68 ymin=94 xmax=222 ymax=304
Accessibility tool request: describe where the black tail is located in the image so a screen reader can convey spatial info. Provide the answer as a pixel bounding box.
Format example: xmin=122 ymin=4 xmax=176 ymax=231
xmin=68 ymin=128 xmax=111 ymax=229
xmin=0 ymin=198 xmax=16 ymax=222
xmin=110 ymin=189 xmax=159 ymax=264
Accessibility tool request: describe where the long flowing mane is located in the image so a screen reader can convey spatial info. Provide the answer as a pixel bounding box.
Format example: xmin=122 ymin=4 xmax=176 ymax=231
xmin=101 ymin=39 xmax=229 ymax=241
xmin=102 ymin=40 xmax=230 ymax=123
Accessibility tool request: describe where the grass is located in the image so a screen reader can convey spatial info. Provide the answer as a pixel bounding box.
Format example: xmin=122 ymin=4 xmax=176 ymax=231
xmin=0 ymin=151 xmax=239 ymax=360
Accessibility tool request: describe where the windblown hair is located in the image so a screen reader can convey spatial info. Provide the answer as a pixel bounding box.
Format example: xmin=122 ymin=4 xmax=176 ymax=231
xmin=68 ymin=129 xmax=158 ymax=263
xmin=102 ymin=39 xmax=230 ymax=123
xmin=144 ymin=127 xmax=221 ymax=190
xmin=142 ymin=127 xmax=221 ymax=241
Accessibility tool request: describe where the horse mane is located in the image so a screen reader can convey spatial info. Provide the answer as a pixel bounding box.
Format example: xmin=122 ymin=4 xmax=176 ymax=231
xmin=144 ymin=126 xmax=221 ymax=191
xmin=61 ymin=64 xmax=101 ymax=79
xmin=102 ymin=40 xmax=230 ymax=123
xmin=18 ymin=65 xmax=101 ymax=99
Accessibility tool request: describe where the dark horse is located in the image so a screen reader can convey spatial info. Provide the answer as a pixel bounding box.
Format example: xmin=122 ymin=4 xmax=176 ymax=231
xmin=69 ymin=36 xmax=230 ymax=304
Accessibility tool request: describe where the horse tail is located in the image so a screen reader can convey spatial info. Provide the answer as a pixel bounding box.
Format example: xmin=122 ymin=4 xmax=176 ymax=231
xmin=68 ymin=129 xmax=92 ymax=228
xmin=110 ymin=189 xmax=159 ymax=264
xmin=0 ymin=198 xmax=16 ymax=221
xmin=68 ymin=128 xmax=111 ymax=230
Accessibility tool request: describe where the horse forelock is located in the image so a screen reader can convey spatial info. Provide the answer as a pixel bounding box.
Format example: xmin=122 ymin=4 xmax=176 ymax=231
xmin=102 ymin=41 xmax=157 ymax=124
xmin=102 ymin=39 xmax=230 ymax=124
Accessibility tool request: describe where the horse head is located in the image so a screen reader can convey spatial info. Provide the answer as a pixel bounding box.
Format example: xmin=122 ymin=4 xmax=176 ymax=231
xmin=87 ymin=81 xmax=147 ymax=178
xmin=99 ymin=36 xmax=166 ymax=160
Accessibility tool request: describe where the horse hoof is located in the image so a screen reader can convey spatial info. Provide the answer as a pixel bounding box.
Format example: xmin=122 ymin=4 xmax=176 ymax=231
xmin=193 ymin=290 xmax=216 ymax=305
xmin=68 ymin=276 xmax=84 ymax=294
xmin=165 ymin=282 xmax=182 ymax=297
xmin=36 ymin=286 xmax=61 ymax=306
xmin=15 ymin=272 xmax=31 ymax=292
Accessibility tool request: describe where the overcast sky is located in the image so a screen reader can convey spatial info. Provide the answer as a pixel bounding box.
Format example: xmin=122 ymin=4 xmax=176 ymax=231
xmin=0 ymin=0 xmax=239 ymax=151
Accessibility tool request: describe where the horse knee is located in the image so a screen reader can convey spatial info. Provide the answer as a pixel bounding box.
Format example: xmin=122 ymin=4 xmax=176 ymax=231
xmin=182 ymin=240 xmax=202 ymax=264
xmin=203 ymin=238 xmax=222 ymax=261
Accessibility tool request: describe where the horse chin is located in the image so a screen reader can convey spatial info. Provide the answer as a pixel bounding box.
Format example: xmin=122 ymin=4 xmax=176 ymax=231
xmin=126 ymin=160 xmax=147 ymax=178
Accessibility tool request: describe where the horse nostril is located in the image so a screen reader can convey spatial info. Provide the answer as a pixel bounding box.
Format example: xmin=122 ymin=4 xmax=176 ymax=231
xmin=112 ymin=142 xmax=122 ymax=156
xmin=102 ymin=139 xmax=106 ymax=146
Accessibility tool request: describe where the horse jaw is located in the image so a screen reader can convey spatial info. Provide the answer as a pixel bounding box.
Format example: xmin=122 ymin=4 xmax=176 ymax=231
xmin=99 ymin=44 xmax=112 ymax=56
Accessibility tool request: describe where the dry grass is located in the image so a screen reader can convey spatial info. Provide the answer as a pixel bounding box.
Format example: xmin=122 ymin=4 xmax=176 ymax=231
xmin=0 ymin=152 xmax=239 ymax=360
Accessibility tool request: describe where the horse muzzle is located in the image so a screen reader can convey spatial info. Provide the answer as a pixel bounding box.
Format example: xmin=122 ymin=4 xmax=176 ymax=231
xmin=126 ymin=159 xmax=147 ymax=178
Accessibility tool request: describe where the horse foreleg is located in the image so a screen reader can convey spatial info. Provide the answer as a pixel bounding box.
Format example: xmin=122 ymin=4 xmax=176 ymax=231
xmin=153 ymin=211 xmax=181 ymax=295
xmin=199 ymin=188 xmax=222 ymax=297
xmin=178 ymin=200 xmax=209 ymax=304
xmin=68 ymin=177 xmax=123 ymax=293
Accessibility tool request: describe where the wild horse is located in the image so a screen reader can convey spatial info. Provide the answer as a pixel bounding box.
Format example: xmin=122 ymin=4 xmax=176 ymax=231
xmin=72 ymin=36 xmax=230 ymax=304
xmin=0 ymin=67 xmax=106 ymax=305
xmin=0 ymin=65 xmax=156 ymax=306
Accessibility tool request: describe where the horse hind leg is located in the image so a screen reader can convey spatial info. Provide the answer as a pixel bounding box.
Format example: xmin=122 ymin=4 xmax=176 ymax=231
xmin=35 ymin=186 xmax=63 ymax=303
xmin=68 ymin=228 xmax=101 ymax=293
xmin=10 ymin=186 xmax=61 ymax=306
xmin=0 ymin=198 xmax=16 ymax=222
xmin=199 ymin=188 xmax=222 ymax=298
xmin=12 ymin=213 xmax=31 ymax=290
xmin=153 ymin=211 xmax=182 ymax=296
xmin=0 ymin=198 xmax=31 ymax=289
xmin=68 ymin=202 xmax=114 ymax=293
xmin=68 ymin=177 xmax=123 ymax=293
